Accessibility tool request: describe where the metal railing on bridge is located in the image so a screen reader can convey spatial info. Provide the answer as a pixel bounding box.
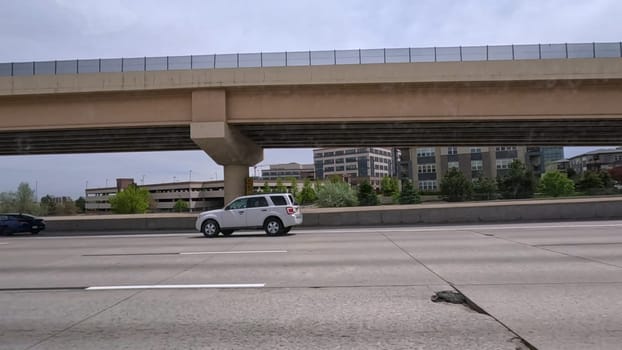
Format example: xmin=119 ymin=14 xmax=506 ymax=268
xmin=1 ymin=42 xmax=621 ymax=77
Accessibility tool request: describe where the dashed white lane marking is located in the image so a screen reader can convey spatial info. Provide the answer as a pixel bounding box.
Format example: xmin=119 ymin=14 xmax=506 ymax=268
xmin=86 ymin=284 xmax=265 ymax=291
xmin=180 ymin=250 xmax=287 ymax=255
xmin=0 ymin=243 xmax=9 ymax=245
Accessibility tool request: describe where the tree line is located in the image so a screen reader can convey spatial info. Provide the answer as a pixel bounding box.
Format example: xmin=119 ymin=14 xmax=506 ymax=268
xmin=0 ymin=183 xmax=85 ymax=215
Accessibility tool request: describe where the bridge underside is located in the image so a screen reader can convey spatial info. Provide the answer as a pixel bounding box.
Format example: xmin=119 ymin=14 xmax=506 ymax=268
xmin=0 ymin=119 xmax=620 ymax=155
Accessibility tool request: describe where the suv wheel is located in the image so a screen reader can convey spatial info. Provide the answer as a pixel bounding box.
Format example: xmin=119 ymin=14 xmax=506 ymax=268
xmin=264 ymin=217 xmax=283 ymax=236
xmin=202 ymin=220 xmax=220 ymax=238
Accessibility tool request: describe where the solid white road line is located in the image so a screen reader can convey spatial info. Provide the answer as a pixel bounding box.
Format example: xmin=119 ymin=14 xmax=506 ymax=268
xmin=180 ymin=250 xmax=287 ymax=255
xmin=0 ymin=242 xmax=8 ymax=245
xmin=85 ymin=284 xmax=265 ymax=291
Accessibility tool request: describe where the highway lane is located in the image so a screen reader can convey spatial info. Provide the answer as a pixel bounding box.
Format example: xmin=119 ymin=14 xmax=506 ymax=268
xmin=1 ymin=220 xmax=622 ymax=349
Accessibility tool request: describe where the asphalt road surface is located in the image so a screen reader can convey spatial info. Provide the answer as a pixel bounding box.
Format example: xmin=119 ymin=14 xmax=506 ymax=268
xmin=1 ymin=220 xmax=622 ymax=349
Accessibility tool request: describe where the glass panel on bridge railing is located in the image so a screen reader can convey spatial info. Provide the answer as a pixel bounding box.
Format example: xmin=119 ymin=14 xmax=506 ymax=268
xmin=123 ymin=57 xmax=145 ymax=72
xmin=310 ymin=50 xmax=335 ymax=65
xmin=514 ymin=44 xmax=540 ymax=59
xmin=410 ymin=47 xmax=435 ymax=62
xmin=12 ymin=62 xmax=34 ymax=76
xmin=34 ymin=61 xmax=55 ymax=75
xmin=238 ymin=53 xmax=261 ymax=68
xmin=78 ymin=59 xmax=100 ymax=73
xmin=360 ymin=49 xmax=384 ymax=64
xmin=286 ymin=51 xmax=310 ymax=66
xmin=435 ymin=46 xmax=461 ymax=61
xmin=262 ymin=52 xmax=286 ymax=67
xmin=215 ymin=54 xmax=238 ymax=68
xmin=100 ymin=58 xmax=122 ymax=72
xmin=336 ymin=49 xmax=360 ymax=64
xmin=56 ymin=60 xmax=78 ymax=74
xmin=168 ymin=56 xmax=191 ymax=70
xmin=487 ymin=45 xmax=513 ymax=60
xmin=461 ymin=46 xmax=487 ymax=61
xmin=594 ymin=42 xmax=621 ymax=58
xmin=385 ymin=48 xmax=410 ymax=63
xmin=190 ymin=55 xmax=213 ymax=69
xmin=540 ymin=44 xmax=566 ymax=59
xmin=146 ymin=57 xmax=167 ymax=71
xmin=567 ymin=43 xmax=594 ymax=58
xmin=0 ymin=63 xmax=11 ymax=76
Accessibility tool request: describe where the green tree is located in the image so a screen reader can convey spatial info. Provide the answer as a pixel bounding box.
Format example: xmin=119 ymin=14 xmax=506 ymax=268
xmin=0 ymin=192 xmax=15 ymax=212
xmin=473 ymin=177 xmax=497 ymax=200
xmin=289 ymin=178 xmax=298 ymax=199
xmin=538 ymin=171 xmax=575 ymax=197
xmin=15 ymin=182 xmax=38 ymax=214
xmin=357 ymin=180 xmax=379 ymax=206
xmin=75 ymin=197 xmax=86 ymax=213
xmin=380 ymin=176 xmax=399 ymax=196
xmin=109 ymin=184 xmax=151 ymax=214
xmin=497 ymin=160 xmax=535 ymax=199
xmin=398 ymin=179 xmax=421 ymax=204
xmin=39 ymin=195 xmax=57 ymax=215
xmin=173 ymin=199 xmax=189 ymax=212
xmin=440 ymin=168 xmax=473 ymax=202
xmin=316 ymin=181 xmax=357 ymax=207
xmin=58 ymin=200 xmax=78 ymax=216
xmin=275 ymin=178 xmax=287 ymax=193
xmin=262 ymin=181 xmax=271 ymax=193
xmin=576 ymin=171 xmax=604 ymax=192
xmin=297 ymin=179 xmax=317 ymax=205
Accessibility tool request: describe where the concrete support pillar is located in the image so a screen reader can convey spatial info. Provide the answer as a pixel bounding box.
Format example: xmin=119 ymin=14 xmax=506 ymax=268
xmin=223 ymin=165 xmax=251 ymax=204
xmin=190 ymin=89 xmax=263 ymax=203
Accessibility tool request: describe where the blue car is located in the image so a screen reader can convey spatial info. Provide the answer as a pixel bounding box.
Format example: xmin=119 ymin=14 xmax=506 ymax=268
xmin=0 ymin=213 xmax=45 ymax=235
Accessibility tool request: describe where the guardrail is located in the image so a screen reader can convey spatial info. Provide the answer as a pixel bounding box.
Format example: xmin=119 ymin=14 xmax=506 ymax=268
xmin=1 ymin=42 xmax=621 ymax=77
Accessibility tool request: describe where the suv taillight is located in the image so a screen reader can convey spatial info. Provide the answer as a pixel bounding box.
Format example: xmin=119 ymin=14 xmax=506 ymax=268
xmin=286 ymin=207 xmax=296 ymax=215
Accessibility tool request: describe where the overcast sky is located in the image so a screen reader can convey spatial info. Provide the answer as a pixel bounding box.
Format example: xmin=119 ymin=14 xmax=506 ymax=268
xmin=1 ymin=0 xmax=621 ymax=198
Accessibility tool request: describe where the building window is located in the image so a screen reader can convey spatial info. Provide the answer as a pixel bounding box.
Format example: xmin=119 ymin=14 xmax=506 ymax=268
xmin=447 ymin=147 xmax=458 ymax=155
xmin=324 ymin=159 xmax=334 ymax=164
xmin=325 ymin=167 xmax=335 ymax=172
xmin=448 ymin=161 xmax=459 ymax=169
xmin=335 ymin=158 xmax=344 ymax=164
xmin=496 ymin=158 xmax=515 ymax=169
xmin=470 ymin=147 xmax=481 ymax=154
xmin=417 ymin=147 xmax=435 ymax=157
xmin=418 ymin=164 xmax=436 ymax=173
xmin=336 ymin=166 xmax=344 ymax=171
xmin=346 ymin=164 xmax=357 ymax=171
xmin=419 ymin=180 xmax=437 ymax=191
xmin=345 ymin=157 xmax=357 ymax=163
xmin=471 ymin=160 xmax=483 ymax=171
xmin=495 ymin=146 xmax=517 ymax=151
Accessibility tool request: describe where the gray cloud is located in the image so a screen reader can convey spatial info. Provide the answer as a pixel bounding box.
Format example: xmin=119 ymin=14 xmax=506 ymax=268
xmin=1 ymin=0 xmax=621 ymax=197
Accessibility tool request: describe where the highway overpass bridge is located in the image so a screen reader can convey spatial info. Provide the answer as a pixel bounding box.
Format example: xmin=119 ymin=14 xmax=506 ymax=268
xmin=1 ymin=43 xmax=622 ymax=201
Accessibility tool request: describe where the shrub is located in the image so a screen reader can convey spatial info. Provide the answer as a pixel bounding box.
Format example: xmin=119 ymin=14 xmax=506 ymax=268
xmin=297 ymin=179 xmax=317 ymax=205
xmin=357 ymin=180 xmax=379 ymax=206
xmin=473 ymin=177 xmax=497 ymax=200
xmin=497 ymin=160 xmax=535 ymax=199
xmin=316 ymin=181 xmax=357 ymax=207
xmin=398 ymin=179 xmax=421 ymax=204
xmin=538 ymin=171 xmax=575 ymax=197
xmin=440 ymin=168 xmax=473 ymax=202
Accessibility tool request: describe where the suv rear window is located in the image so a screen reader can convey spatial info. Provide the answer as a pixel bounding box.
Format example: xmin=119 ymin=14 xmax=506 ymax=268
xmin=270 ymin=195 xmax=287 ymax=206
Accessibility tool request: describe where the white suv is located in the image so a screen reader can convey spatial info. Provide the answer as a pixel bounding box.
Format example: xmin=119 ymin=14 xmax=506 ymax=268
xmin=195 ymin=193 xmax=303 ymax=237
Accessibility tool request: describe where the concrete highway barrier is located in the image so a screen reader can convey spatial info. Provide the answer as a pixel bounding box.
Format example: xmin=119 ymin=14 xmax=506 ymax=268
xmin=42 ymin=196 xmax=622 ymax=232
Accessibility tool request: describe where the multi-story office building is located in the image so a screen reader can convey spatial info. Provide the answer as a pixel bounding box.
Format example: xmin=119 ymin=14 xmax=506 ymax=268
xmin=401 ymin=146 xmax=529 ymax=192
xmin=259 ymin=163 xmax=315 ymax=180
xmin=568 ymin=147 xmax=622 ymax=174
xmin=400 ymin=146 xmax=565 ymax=192
xmin=313 ymin=147 xmax=394 ymax=187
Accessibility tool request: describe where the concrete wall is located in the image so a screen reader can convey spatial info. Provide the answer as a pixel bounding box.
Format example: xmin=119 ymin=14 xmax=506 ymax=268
xmin=43 ymin=197 xmax=622 ymax=232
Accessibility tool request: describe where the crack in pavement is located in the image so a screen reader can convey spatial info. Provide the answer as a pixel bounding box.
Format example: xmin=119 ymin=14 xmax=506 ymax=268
xmin=382 ymin=232 xmax=539 ymax=350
